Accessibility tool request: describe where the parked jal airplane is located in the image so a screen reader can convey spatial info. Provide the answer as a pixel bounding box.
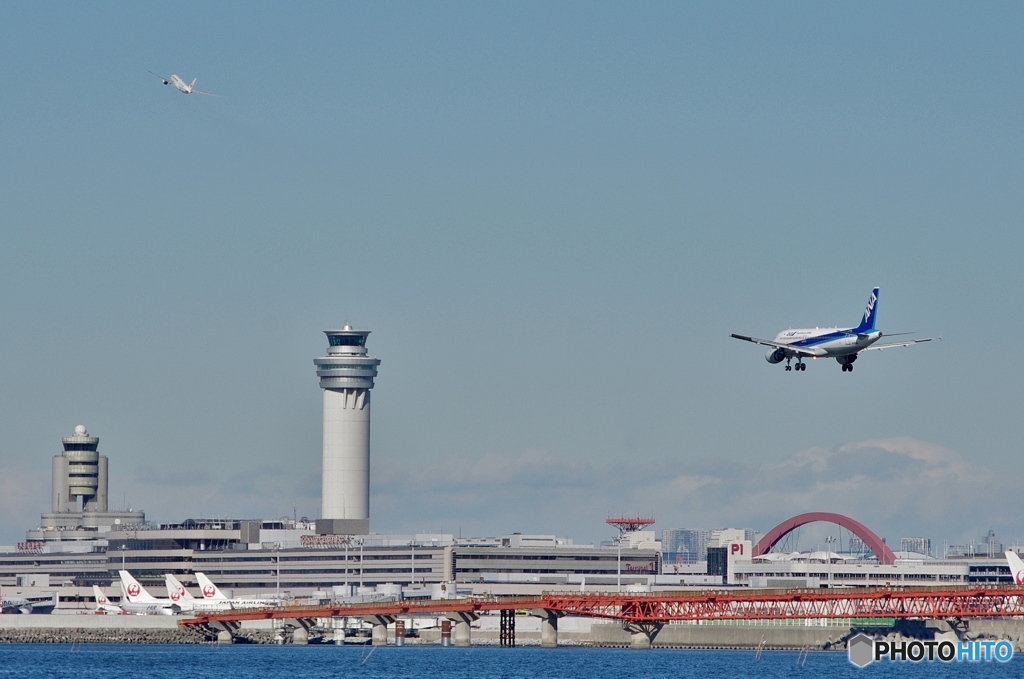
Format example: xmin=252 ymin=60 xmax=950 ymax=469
xmin=164 ymin=573 xmax=235 ymax=613
xmin=91 ymin=586 xmax=125 ymax=615
xmin=1006 ymin=551 xmax=1024 ymax=586
xmin=118 ymin=570 xmax=180 ymax=615
xmin=149 ymin=71 xmax=218 ymax=96
xmin=195 ymin=572 xmax=283 ymax=609
xmin=731 ymin=287 xmax=936 ymax=372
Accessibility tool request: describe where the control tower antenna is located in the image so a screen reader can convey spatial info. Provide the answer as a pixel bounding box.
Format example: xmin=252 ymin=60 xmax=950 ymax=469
xmin=314 ymin=324 xmax=381 ymax=536
xmin=606 ymin=516 xmax=656 ymax=534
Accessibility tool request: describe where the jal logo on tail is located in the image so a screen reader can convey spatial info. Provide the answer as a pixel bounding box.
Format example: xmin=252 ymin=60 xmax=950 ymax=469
xmin=203 ymin=585 xmax=216 ymax=597
xmin=97 ymin=593 xmax=108 ymax=604
xmin=127 ymin=583 xmax=141 ymax=597
xmin=170 ymin=588 xmax=182 ymax=601
xmin=864 ymin=292 xmax=877 ymax=323
xmin=1016 ymin=572 xmax=1024 ymax=586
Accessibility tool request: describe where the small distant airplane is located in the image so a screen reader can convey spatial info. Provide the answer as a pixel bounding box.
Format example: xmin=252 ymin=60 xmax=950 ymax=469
xmin=149 ymin=71 xmax=218 ymax=96
xmin=731 ymin=287 xmax=937 ymax=373
xmin=0 ymin=586 xmax=33 ymax=614
xmin=91 ymin=586 xmax=124 ymax=615
xmin=1006 ymin=551 xmax=1024 ymax=585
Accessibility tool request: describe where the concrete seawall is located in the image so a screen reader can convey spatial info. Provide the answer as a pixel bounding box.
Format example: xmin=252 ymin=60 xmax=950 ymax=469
xmin=2 ymin=614 xmax=1023 ymax=648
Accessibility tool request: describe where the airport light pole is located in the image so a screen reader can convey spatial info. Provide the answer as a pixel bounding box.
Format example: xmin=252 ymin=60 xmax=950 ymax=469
xmin=617 ymin=538 xmax=622 ymax=593
xmin=273 ymin=544 xmax=281 ymax=599
xmin=825 ymin=535 xmax=835 ymax=588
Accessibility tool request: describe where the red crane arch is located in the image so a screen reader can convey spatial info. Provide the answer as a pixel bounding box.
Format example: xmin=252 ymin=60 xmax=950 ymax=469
xmin=752 ymin=512 xmax=897 ymax=565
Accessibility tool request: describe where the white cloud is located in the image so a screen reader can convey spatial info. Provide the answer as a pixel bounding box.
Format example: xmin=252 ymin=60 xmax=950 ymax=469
xmin=370 ymin=438 xmax=1019 ymax=548
xmin=3 ymin=436 xmax=1013 ymax=551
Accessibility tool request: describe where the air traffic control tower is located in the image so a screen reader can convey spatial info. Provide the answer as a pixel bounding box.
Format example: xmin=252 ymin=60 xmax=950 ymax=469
xmin=314 ymin=325 xmax=380 ymax=535
xmin=52 ymin=425 xmax=107 ymax=513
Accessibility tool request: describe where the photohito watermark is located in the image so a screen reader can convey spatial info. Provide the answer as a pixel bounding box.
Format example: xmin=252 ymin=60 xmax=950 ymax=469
xmin=847 ymin=633 xmax=1014 ymax=667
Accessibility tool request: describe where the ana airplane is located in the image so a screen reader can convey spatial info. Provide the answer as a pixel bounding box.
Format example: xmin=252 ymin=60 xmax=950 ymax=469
xmin=149 ymin=71 xmax=218 ymax=96
xmin=195 ymin=572 xmax=283 ymax=609
xmin=731 ymin=287 xmax=936 ymax=372
xmin=0 ymin=586 xmax=33 ymax=614
xmin=117 ymin=570 xmax=180 ymax=615
xmin=1006 ymin=551 xmax=1024 ymax=586
xmin=91 ymin=586 xmax=124 ymax=615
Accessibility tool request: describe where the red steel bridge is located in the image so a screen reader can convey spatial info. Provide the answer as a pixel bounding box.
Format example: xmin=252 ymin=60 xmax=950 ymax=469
xmin=180 ymin=586 xmax=1024 ymax=628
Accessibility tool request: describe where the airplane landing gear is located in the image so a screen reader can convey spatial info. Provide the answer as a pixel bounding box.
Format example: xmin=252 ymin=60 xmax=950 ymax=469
xmin=842 ymin=364 xmax=854 ymax=372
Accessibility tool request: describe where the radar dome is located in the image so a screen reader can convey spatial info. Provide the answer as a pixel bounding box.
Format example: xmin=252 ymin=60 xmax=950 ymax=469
xmin=74 ymin=425 xmax=87 ymax=436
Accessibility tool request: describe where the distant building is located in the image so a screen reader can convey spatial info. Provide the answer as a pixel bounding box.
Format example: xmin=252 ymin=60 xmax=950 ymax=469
xmin=662 ymin=529 xmax=709 ymax=564
xmin=981 ymin=530 xmax=1003 ymax=557
xmin=901 ymin=537 xmax=931 ymax=557
xmin=33 ymin=426 xmax=145 ymax=543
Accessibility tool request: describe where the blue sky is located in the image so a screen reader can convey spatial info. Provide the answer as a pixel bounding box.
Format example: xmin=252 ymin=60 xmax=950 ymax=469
xmin=1 ymin=3 xmax=1021 ymax=549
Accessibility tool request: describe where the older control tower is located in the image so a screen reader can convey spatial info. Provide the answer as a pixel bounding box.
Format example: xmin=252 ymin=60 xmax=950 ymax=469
xmin=52 ymin=425 xmax=107 ymax=513
xmin=314 ymin=325 xmax=380 ymax=535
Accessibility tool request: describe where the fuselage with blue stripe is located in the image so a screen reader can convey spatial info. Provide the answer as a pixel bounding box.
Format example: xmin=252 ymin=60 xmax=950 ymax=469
xmin=773 ymin=327 xmax=883 ymax=357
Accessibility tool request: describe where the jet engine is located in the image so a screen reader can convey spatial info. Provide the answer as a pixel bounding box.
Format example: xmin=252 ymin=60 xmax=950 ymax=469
xmin=766 ymin=348 xmax=787 ymax=364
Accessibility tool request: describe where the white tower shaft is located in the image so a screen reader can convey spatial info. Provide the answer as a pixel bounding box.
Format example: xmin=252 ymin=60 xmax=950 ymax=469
xmin=322 ymin=388 xmax=370 ymax=520
xmin=315 ymin=326 xmax=380 ymax=535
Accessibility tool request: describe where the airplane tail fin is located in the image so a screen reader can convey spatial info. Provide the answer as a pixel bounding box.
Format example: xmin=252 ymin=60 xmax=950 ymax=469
xmin=195 ymin=572 xmax=228 ymax=600
xmin=119 ymin=570 xmax=157 ymax=603
xmin=93 ymin=585 xmax=110 ymax=607
xmin=164 ymin=574 xmax=195 ymax=602
xmin=190 ymin=77 xmax=197 ymax=90
xmin=853 ymin=287 xmax=879 ymax=334
xmin=1007 ymin=551 xmax=1024 ymax=585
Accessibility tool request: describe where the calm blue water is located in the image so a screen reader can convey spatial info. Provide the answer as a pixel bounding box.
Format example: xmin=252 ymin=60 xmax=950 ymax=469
xmin=0 ymin=645 xmax=1019 ymax=678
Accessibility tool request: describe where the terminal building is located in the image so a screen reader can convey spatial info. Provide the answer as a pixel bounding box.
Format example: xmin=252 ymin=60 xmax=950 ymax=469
xmin=1 ymin=327 xmax=1017 ymax=603
xmin=2 ymin=423 xmax=665 ymax=600
xmin=0 ymin=425 xmax=1017 ymax=601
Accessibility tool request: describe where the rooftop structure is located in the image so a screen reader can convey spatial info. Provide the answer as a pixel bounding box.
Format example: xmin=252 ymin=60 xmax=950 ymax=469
xmin=606 ymin=516 xmax=655 ymax=533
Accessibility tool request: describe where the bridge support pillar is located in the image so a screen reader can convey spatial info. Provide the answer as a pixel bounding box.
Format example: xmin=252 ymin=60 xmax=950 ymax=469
xmin=453 ymin=620 xmax=471 ymax=647
xmin=292 ymin=627 xmax=308 ymax=645
xmin=210 ymin=621 xmax=238 ymax=644
xmin=364 ymin=615 xmax=395 ymax=646
xmin=372 ymin=624 xmax=388 ymax=646
xmin=446 ymin=612 xmax=477 ymax=647
xmin=530 ymin=609 xmax=560 ymax=648
xmin=625 ymin=622 xmax=663 ymax=649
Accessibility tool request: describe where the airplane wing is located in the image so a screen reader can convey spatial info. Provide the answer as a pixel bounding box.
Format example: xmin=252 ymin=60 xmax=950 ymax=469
xmin=863 ymin=337 xmax=939 ymax=351
xmin=148 ymin=70 xmax=170 ymax=84
xmin=730 ymin=334 xmax=817 ymax=357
